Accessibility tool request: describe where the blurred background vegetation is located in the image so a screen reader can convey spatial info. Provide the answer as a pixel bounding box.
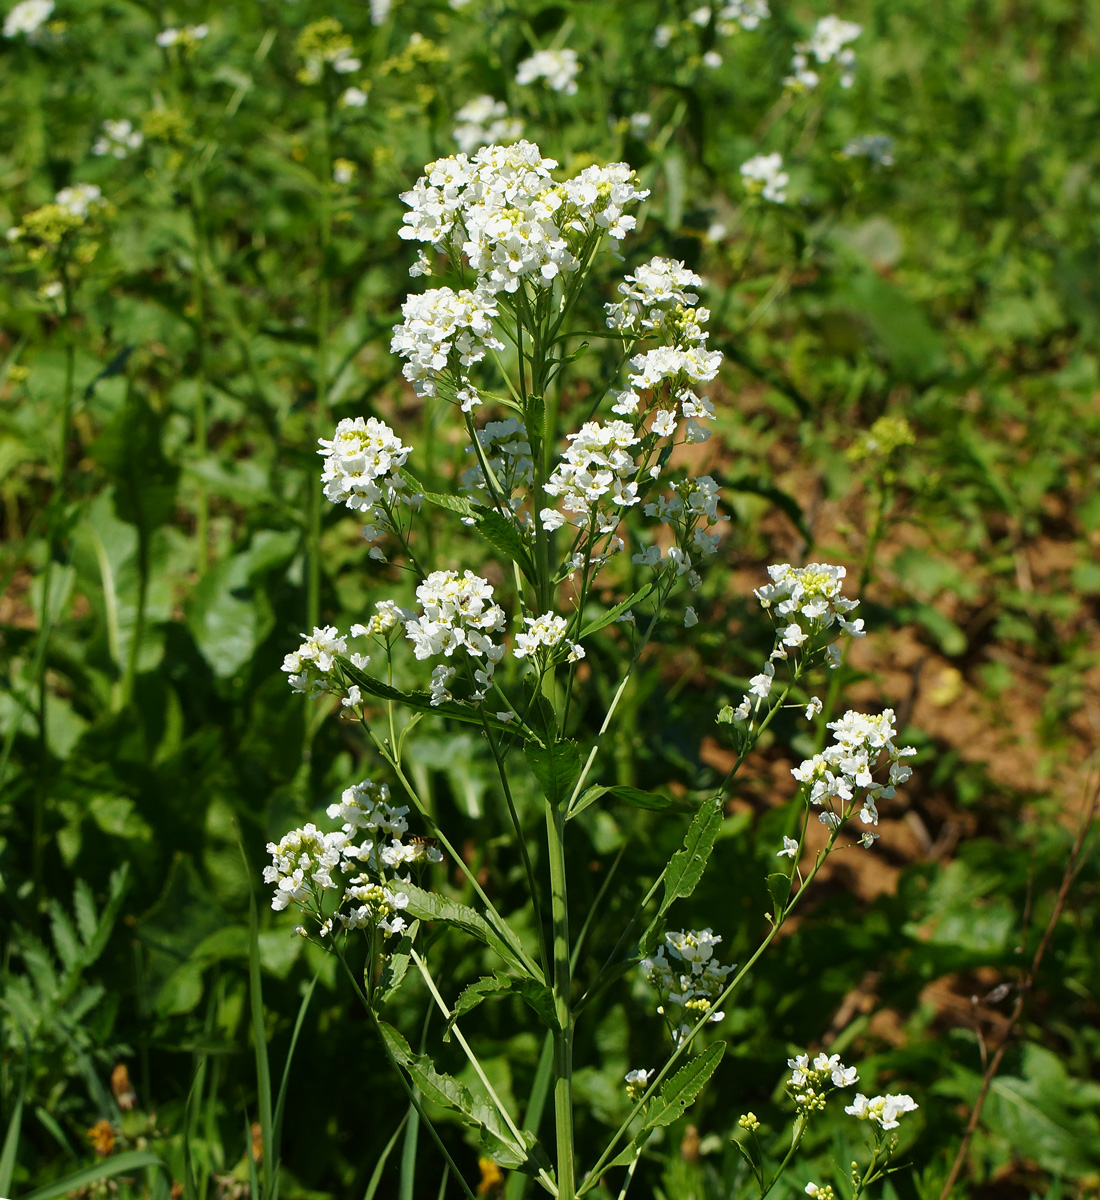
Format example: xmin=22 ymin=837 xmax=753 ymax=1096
xmin=1 ymin=0 xmax=1098 ymax=1197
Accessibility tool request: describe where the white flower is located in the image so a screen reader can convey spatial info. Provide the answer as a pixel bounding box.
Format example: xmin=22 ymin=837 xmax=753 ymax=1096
xmin=777 ymin=836 xmax=798 ymax=858
xmin=333 ymin=159 xmax=356 ymax=186
xmin=391 ymin=286 xmax=503 ymax=396
xmin=740 ymin=152 xmax=789 ymax=203
xmin=515 ymin=48 xmax=580 ymax=95
xmin=513 ymin=611 xmax=582 ymax=662
xmin=702 ymin=50 xmax=723 ymax=68
xmin=404 ymin=571 xmax=506 ymax=697
xmin=156 ymin=24 xmax=208 ymax=47
xmin=748 ymin=664 xmax=774 ymax=699
xmin=453 ymin=95 xmax=523 ymax=154
xmin=717 ymin=0 xmax=770 ymax=33
xmin=805 ymin=695 xmax=823 ymax=720
xmin=53 ymin=184 xmax=103 ymax=219
xmin=643 ymin=930 xmax=734 ymax=1038
xmin=317 ymin=417 xmax=416 ymax=539
xmin=684 ymin=607 xmax=698 ymax=628
xmin=92 ymin=119 xmax=143 ymax=159
xmin=370 ymin=0 xmax=392 ymax=24
xmin=4 ymin=0 xmax=52 ymax=36
xmin=842 ymin=135 xmax=895 ymax=167
xmin=845 ymin=1092 xmax=918 ymax=1130
xmin=786 ymin=15 xmax=861 ymax=89
xmin=628 ymin=112 xmax=652 ymax=137
xmin=282 ymin=626 xmax=348 ymax=694
xmin=340 ymin=86 xmax=368 ymax=108
xmin=543 ymin=419 xmax=641 ymax=527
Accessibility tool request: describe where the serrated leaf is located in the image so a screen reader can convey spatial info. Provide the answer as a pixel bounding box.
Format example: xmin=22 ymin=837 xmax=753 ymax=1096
xmin=476 ymin=509 xmax=536 ymax=579
xmin=525 ymin=740 xmax=582 ymax=809
xmin=446 ymin=972 xmax=557 ymax=1038
xmin=643 ymin=1042 xmax=726 ymax=1129
xmin=378 ymin=923 xmax=418 ymax=1006
xmin=401 ymin=884 xmax=541 ymax=983
xmin=661 ymin=799 xmax=723 ymax=916
xmin=378 ymin=1022 xmax=539 ymax=1173
xmin=419 ymin=491 xmax=480 ymax=519
xmin=579 ymin=582 xmax=658 ymax=638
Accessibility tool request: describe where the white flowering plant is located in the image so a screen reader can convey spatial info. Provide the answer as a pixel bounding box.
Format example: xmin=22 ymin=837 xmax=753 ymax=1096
xmin=265 ymin=139 xmax=920 ymax=1199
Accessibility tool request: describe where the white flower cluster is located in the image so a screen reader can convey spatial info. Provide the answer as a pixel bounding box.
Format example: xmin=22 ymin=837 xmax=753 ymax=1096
xmin=453 ymin=95 xmax=523 ymax=155
xmin=318 ymin=417 xmax=420 ymax=543
xmin=54 ymin=184 xmax=104 ymax=220
xmin=515 ymin=48 xmax=581 ymax=95
xmin=403 ymin=570 xmax=506 ymax=700
xmin=641 ymin=929 xmax=734 ymax=1045
xmin=740 ymin=152 xmax=789 ymax=204
xmin=391 ymin=287 xmax=503 ymax=398
xmin=635 ymin=476 xmax=727 ymax=587
xmin=729 ymin=563 xmax=865 ymax=724
xmin=4 ymin=0 xmax=52 ymax=37
xmin=716 ymin=0 xmax=769 ymax=31
xmin=606 ymin=256 xmax=722 ymax=443
xmin=513 ymin=611 xmax=584 ymax=663
xmin=398 ymin=141 xmax=648 ymax=294
xmin=785 ymin=15 xmax=862 ymax=90
xmin=155 ymin=24 xmax=209 ymax=48
xmin=624 ymin=1067 xmax=654 ymax=1100
xmin=460 ymin=418 xmax=534 ymax=510
xmin=845 ymin=1092 xmax=919 ymax=1130
xmin=93 ymin=120 xmax=143 ymax=159
xmin=264 ymin=778 xmax=441 ymax=938
xmin=654 ymin=2 xmax=769 ymax=54
xmin=282 ymin=625 xmax=370 ymax=697
xmin=792 ymin=708 xmax=916 ymax=837
xmin=542 ymin=420 xmax=641 ymax=533
xmin=788 ymin=1051 xmax=859 ymax=1095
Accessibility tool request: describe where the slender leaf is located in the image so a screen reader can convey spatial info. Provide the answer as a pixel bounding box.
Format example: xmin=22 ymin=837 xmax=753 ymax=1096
xmin=579 ymin=582 xmax=658 ymax=639
xmin=660 ymin=798 xmax=723 ymax=915
xmin=21 ymin=1151 xmax=171 ymax=1200
xmin=0 ymin=1065 xmax=25 ymax=1195
xmin=364 ymin=1112 xmax=409 ymax=1200
xmin=446 ymin=973 xmax=557 ymax=1037
xmin=643 ymin=1042 xmax=726 ymax=1129
xmin=248 ymin=896 xmax=274 ymax=1200
xmin=569 ymin=784 xmax=671 ymax=820
xmin=401 ymin=884 xmax=542 ymax=983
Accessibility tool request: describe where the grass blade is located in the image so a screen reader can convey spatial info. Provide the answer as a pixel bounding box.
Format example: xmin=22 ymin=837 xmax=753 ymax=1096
xmin=0 ymin=1066 xmax=25 ymax=1195
xmin=248 ymin=895 xmax=274 ymax=1200
xmin=363 ymin=1112 xmax=409 ymax=1200
xmin=21 ymin=1150 xmax=171 ymax=1200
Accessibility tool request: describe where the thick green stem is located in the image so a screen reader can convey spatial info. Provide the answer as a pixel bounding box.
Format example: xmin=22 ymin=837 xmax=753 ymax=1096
xmin=545 ymin=799 xmax=575 ymax=1200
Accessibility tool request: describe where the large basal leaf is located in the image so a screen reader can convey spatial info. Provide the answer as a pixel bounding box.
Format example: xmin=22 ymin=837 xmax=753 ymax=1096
xmin=401 ymin=883 xmax=543 ymax=984
xmin=642 ymin=1042 xmax=726 ymax=1130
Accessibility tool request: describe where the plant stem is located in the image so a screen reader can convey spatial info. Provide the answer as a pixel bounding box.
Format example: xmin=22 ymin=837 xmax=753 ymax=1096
xmin=189 ymin=173 xmax=210 ymax=575
xmin=307 ymin=91 xmax=333 ymax=630
xmin=545 ymin=798 xmax=575 ymax=1200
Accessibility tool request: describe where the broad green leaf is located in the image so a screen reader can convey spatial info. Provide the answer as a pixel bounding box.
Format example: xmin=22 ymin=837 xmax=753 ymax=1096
xmin=642 ymin=1042 xmax=726 ymax=1130
xmin=660 ymin=798 xmax=723 ymax=916
xmin=446 ymin=972 xmax=557 ymax=1037
xmin=525 ymin=740 xmax=583 ymax=809
xmin=90 ymin=395 xmax=179 ymax=536
xmin=401 ymin=884 xmax=542 ymax=983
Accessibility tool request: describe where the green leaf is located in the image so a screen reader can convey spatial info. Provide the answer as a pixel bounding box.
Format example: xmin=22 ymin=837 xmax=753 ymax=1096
xmin=21 ymin=1151 xmax=172 ymax=1200
xmin=379 ymin=924 xmax=418 ymax=1006
xmin=475 ymin=510 xmax=536 ymax=579
xmin=400 ymin=884 xmax=542 ymax=983
xmin=766 ymin=872 xmax=792 ymax=918
xmin=569 ymin=784 xmax=672 ymax=820
xmin=579 ymin=582 xmax=657 ymax=639
xmin=643 ymin=1042 xmax=726 ymax=1129
xmin=90 ymin=396 xmax=179 ymax=536
xmin=660 ymin=798 xmax=723 ymax=916
xmin=446 ymin=972 xmax=557 ymax=1038
xmin=377 ymin=1023 xmax=536 ymax=1173
xmin=524 ymin=740 xmax=583 ymax=809
xmin=339 ymin=660 xmax=521 ymax=738
xmin=418 ymin=491 xmax=479 ymax=519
